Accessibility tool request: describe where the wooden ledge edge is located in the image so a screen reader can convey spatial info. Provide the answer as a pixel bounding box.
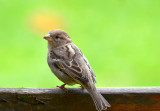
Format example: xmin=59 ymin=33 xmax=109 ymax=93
xmin=0 ymin=87 xmax=160 ymax=94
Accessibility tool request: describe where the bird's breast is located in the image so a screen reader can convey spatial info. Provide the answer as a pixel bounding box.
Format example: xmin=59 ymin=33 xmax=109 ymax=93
xmin=47 ymin=51 xmax=76 ymax=85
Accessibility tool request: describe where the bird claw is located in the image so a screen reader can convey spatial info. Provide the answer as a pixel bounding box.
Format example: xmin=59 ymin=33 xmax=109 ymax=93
xmin=78 ymin=85 xmax=84 ymax=90
xmin=56 ymin=84 xmax=67 ymax=91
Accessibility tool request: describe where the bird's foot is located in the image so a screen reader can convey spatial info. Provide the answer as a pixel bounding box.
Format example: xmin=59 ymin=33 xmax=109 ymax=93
xmin=78 ymin=85 xmax=84 ymax=90
xmin=56 ymin=84 xmax=67 ymax=91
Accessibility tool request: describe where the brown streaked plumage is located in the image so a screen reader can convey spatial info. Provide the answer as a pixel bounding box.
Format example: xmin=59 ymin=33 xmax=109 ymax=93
xmin=43 ymin=29 xmax=111 ymax=111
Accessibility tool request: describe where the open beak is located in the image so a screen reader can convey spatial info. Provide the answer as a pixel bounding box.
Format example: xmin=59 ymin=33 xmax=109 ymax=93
xmin=43 ymin=34 xmax=53 ymax=41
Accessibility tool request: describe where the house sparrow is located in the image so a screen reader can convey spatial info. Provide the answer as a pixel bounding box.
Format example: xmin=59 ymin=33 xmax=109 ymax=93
xmin=43 ymin=29 xmax=111 ymax=111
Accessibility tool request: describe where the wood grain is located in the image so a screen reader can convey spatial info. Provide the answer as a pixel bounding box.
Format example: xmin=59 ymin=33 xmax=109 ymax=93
xmin=0 ymin=87 xmax=160 ymax=111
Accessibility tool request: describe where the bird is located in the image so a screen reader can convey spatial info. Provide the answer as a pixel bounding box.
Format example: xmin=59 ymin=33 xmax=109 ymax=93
xmin=43 ymin=29 xmax=111 ymax=111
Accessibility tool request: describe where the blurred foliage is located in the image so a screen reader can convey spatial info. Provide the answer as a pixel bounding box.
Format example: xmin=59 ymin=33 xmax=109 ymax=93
xmin=0 ymin=0 xmax=160 ymax=87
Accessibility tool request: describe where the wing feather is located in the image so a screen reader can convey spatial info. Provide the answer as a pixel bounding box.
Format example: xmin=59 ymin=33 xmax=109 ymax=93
xmin=51 ymin=44 xmax=89 ymax=83
xmin=79 ymin=48 xmax=97 ymax=83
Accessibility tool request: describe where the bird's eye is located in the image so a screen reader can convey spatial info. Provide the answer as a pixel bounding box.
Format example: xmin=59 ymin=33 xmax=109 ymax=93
xmin=55 ymin=36 xmax=60 ymax=39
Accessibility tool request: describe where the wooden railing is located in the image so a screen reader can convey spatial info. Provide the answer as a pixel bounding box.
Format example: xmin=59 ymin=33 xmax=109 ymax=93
xmin=0 ymin=87 xmax=160 ymax=111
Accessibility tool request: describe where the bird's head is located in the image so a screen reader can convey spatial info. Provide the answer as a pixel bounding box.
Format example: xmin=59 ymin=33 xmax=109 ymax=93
xmin=43 ymin=29 xmax=72 ymax=48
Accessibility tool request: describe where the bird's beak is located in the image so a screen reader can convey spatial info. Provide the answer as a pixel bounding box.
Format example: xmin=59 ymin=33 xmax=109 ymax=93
xmin=43 ymin=34 xmax=53 ymax=41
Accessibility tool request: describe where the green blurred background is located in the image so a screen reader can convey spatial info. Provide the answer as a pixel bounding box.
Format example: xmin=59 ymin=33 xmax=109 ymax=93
xmin=0 ymin=0 xmax=160 ymax=87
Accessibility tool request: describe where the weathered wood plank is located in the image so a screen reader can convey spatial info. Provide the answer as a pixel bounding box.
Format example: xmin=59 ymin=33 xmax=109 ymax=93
xmin=0 ymin=87 xmax=160 ymax=111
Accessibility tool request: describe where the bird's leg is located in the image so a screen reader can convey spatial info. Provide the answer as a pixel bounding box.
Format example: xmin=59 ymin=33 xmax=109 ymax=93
xmin=56 ymin=84 xmax=67 ymax=91
xmin=78 ymin=85 xmax=84 ymax=90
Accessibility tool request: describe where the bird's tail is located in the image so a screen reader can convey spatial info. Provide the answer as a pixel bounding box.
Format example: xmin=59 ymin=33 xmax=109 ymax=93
xmin=87 ymin=88 xmax=111 ymax=111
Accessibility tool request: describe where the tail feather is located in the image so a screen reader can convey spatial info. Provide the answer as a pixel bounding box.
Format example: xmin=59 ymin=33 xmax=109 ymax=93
xmin=88 ymin=89 xmax=111 ymax=111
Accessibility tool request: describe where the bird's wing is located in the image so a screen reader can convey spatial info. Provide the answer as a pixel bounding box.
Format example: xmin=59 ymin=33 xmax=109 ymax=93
xmin=83 ymin=56 xmax=97 ymax=83
xmin=79 ymin=49 xmax=97 ymax=83
xmin=51 ymin=44 xmax=89 ymax=83
xmin=54 ymin=59 xmax=89 ymax=83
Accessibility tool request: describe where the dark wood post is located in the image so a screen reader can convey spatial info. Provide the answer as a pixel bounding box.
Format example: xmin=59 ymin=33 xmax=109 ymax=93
xmin=0 ymin=87 xmax=160 ymax=111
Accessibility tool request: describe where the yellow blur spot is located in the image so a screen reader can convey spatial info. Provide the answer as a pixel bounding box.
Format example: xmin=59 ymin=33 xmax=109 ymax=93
xmin=33 ymin=13 xmax=61 ymax=32
xmin=27 ymin=9 xmax=67 ymax=34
